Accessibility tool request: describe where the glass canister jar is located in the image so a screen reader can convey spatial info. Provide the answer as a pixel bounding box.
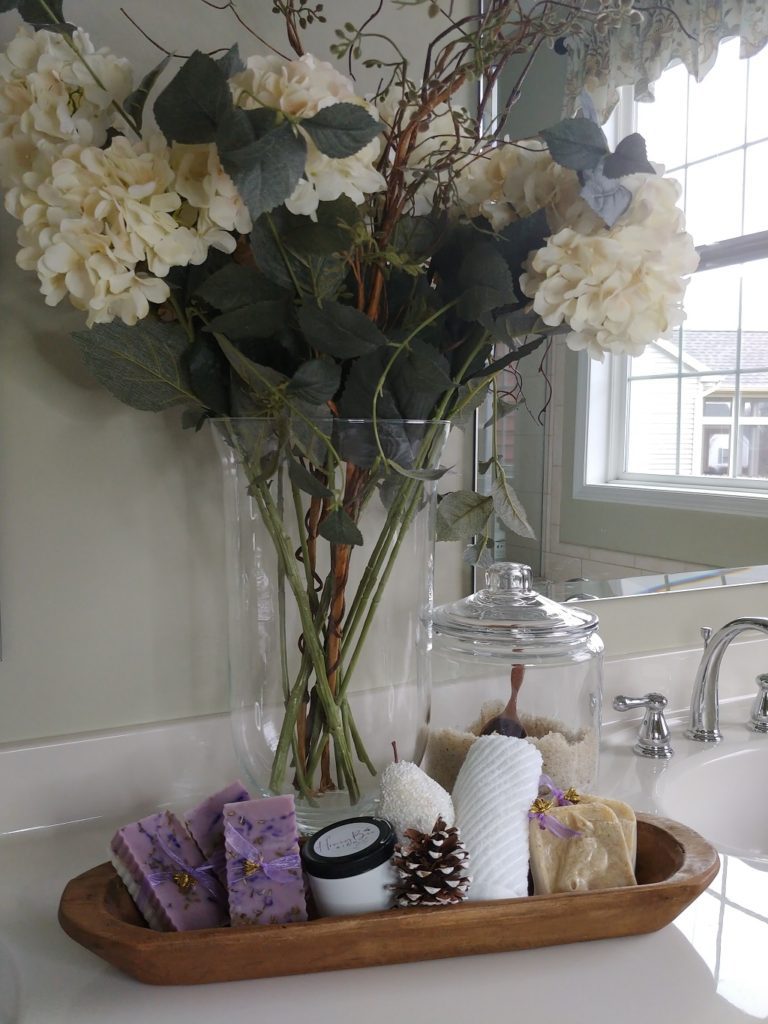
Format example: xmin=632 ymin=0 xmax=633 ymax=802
xmin=426 ymin=562 xmax=603 ymax=794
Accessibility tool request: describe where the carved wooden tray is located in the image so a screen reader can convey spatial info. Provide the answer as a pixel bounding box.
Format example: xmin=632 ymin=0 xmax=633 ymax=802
xmin=58 ymin=813 xmax=719 ymax=986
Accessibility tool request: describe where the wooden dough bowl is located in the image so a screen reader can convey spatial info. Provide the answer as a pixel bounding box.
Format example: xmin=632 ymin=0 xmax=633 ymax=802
xmin=58 ymin=812 xmax=719 ymax=986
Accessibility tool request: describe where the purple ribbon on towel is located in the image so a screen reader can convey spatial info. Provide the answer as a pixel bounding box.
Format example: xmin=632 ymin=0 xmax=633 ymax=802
xmin=224 ymin=821 xmax=301 ymax=885
xmin=147 ymin=833 xmax=224 ymax=900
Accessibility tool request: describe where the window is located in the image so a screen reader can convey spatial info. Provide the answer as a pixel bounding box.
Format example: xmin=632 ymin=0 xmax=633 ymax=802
xmin=578 ymin=39 xmax=768 ymax=513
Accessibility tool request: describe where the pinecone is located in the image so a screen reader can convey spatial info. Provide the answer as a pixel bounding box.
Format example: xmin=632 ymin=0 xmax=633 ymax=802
xmin=391 ymin=816 xmax=471 ymax=907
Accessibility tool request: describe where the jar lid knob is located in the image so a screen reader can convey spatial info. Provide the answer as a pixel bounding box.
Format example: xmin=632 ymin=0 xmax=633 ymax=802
xmin=485 ymin=562 xmax=533 ymax=594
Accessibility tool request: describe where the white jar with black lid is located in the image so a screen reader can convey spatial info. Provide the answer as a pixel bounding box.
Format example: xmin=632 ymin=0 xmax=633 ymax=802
xmin=300 ymin=816 xmax=396 ymax=917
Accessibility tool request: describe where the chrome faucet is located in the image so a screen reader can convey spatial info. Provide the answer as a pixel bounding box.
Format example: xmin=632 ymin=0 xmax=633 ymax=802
xmin=687 ymin=617 xmax=768 ymax=742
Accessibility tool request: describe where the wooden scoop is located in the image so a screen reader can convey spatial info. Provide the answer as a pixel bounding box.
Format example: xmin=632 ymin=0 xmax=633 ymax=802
xmin=480 ymin=663 xmax=526 ymax=738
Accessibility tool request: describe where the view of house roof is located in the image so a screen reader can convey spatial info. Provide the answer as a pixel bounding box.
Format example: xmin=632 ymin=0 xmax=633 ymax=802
xmin=647 ymin=331 xmax=768 ymax=387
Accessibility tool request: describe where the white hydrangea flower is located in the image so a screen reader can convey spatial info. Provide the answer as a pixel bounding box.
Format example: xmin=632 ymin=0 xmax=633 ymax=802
xmin=520 ymin=174 xmax=699 ymax=359
xmin=0 ymin=25 xmax=133 ymax=190
xmin=455 ymin=140 xmax=602 ymax=234
xmin=231 ymin=52 xmax=385 ymax=218
xmin=12 ymin=135 xmax=217 ymax=326
xmin=170 ymin=142 xmax=252 ymax=251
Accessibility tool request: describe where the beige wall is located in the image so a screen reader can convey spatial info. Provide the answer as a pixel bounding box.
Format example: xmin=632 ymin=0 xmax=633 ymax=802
xmin=0 ymin=1 xmax=473 ymax=744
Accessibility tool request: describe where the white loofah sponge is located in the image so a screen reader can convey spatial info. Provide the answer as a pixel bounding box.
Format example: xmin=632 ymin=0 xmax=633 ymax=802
xmin=379 ymin=761 xmax=455 ymax=842
xmin=453 ymin=735 xmax=542 ymax=901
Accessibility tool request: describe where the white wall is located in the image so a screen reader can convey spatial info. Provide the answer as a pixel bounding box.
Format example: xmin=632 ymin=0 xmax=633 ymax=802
xmin=0 ymin=0 xmax=472 ymax=744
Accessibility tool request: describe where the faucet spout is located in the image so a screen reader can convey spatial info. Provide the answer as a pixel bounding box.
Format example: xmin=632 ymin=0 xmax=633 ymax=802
xmin=687 ymin=617 xmax=768 ymax=742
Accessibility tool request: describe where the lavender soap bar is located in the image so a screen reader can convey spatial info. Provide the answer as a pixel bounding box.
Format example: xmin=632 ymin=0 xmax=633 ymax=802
xmin=184 ymin=780 xmax=250 ymax=880
xmin=110 ymin=810 xmax=228 ymax=932
xmin=223 ymin=795 xmax=307 ymax=927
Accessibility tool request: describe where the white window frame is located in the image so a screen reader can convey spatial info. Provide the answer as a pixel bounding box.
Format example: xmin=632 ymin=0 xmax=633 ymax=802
xmin=574 ymin=79 xmax=768 ymax=520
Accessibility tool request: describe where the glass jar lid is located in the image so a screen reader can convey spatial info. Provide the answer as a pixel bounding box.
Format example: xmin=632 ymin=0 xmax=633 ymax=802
xmin=433 ymin=562 xmax=599 ymax=647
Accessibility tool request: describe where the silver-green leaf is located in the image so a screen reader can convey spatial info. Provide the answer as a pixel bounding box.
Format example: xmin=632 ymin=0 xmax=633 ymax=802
xmin=492 ymin=474 xmax=535 ymax=539
xmin=71 ymin=319 xmax=199 ymax=412
xmin=436 ymin=490 xmax=494 ymax=542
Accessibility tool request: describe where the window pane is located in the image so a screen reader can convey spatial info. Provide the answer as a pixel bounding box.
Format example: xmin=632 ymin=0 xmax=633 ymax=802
xmin=629 ymin=335 xmax=681 ymax=378
xmin=747 ymin=44 xmax=768 ymax=143
xmin=637 ymin=61 xmax=688 ymax=170
xmin=684 ymin=151 xmax=744 ymax=244
xmin=626 ymin=377 xmax=680 ymax=474
xmin=702 ymin=425 xmax=732 ymax=474
xmin=744 ymin=140 xmax=768 ymax=234
xmin=738 ymin=425 xmax=768 ymax=478
xmin=681 ymin=266 xmax=740 ymax=371
xmin=742 ymin=397 xmax=768 ymax=416
xmin=687 ymin=38 xmax=747 ymax=162
xmin=704 ymin=398 xmax=732 ymax=416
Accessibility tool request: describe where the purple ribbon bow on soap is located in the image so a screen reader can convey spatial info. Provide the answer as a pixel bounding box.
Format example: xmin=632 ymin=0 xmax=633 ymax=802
xmin=529 ymin=775 xmax=582 ymax=839
xmin=224 ymin=821 xmax=301 ymax=885
xmin=147 ymin=833 xmax=225 ymax=900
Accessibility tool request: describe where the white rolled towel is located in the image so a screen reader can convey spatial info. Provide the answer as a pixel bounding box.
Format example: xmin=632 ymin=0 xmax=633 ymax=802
xmin=453 ymin=735 xmax=542 ymax=901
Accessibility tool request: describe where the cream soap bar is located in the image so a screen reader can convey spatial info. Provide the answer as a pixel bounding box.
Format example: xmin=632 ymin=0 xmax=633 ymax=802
xmin=184 ymin=780 xmax=250 ymax=880
xmin=529 ymin=802 xmax=637 ymax=895
xmin=110 ymin=810 xmax=228 ymax=931
xmin=223 ymin=795 xmax=307 ymax=927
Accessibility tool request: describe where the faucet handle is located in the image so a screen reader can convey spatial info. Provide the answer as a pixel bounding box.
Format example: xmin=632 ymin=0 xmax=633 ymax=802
xmin=700 ymin=626 xmax=713 ymax=649
xmin=613 ymin=692 xmax=674 ymax=759
xmin=748 ymin=673 xmax=768 ymax=734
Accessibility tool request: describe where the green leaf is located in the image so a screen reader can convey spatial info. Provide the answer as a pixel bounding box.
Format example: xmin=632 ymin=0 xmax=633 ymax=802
xmin=391 ymin=214 xmax=444 ymax=262
xmin=286 ymin=359 xmax=341 ymax=404
xmin=215 ymin=333 xmax=288 ymax=399
xmin=71 ymin=319 xmax=198 ymax=412
xmin=216 ymin=44 xmax=245 ymax=78
xmin=457 ymin=243 xmax=514 ymax=321
xmin=154 ymin=51 xmax=231 ymax=144
xmin=124 ymin=55 xmax=170 ymax=133
xmin=481 ymin=309 xmax=539 ymax=344
xmin=540 ymin=118 xmax=609 ymax=172
xmin=498 ymin=208 xmax=549 ymax=268
xmin=219 ymin=117 xmax=307 ymax=222
xmin=298 ymin=300 xmax=388 ymax=359
xmin=281 ymin=196 xmax=360 ymax=256
xmin=492 ymin=474 xmax=535 ymax=539
xmin=205 ymin=301 xmax=286 ymax=340
xmin=449 ymin=382 xmax=490 ymax=429
xmin=195 ymin=263 xmax=278 ymax=312
xmin=318 ymin=508 xmax=364 ymax=546
xmin=302 ymin=102 xmax=381 ymax=158
xmin=603 ymin=133 xmax=655 ymax=178
xmin=185 ymin=333 xmax=230 ymax=414
xmin=18 ymin=0 xmax=64 ymax=24
xmin=288 ymin=456 xmax=333 ymax=498
xmin=389 ymin=463 xmax=449 ymax=481
xmin=463 ymin=335 xmax=546 ymax=382
xmin=250 ymin=208 xmax=346 ymax=296
xmin=463 ymin=539 xmax=494 ymax=568
xmin=436 ymin=490 xmax=494 ymax=542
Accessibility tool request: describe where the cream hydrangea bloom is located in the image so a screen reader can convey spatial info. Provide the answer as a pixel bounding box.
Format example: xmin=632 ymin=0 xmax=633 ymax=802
xmin=0 ymin=26 xmax=133 ymax=190
xmin=11 ymin=135 xmax=246 ymax=326
xmin=230 ymin=53 xmax=385 ymax=218
xmin=455 ymin=140 xmax=602 ymax=234
xmin=520 ymin=174 xmax=699 ymax=359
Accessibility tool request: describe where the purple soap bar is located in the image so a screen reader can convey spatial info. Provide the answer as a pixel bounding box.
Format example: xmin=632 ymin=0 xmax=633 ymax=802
xmin=223 ymin=795 xmax=307 ymax=927
xmin=110 ymin=810 xmax=228 ymax=932
xmin=184 ymin=780 xmax=250 ymax=880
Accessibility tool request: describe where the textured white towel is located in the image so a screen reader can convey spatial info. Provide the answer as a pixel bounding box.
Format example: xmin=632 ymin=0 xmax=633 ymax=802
xmin=453 ymin=735 xmax=542 ymax=901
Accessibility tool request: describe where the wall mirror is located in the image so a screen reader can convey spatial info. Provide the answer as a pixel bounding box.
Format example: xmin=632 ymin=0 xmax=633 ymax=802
xmin=478 ymin=23 xmax=768 ymax=599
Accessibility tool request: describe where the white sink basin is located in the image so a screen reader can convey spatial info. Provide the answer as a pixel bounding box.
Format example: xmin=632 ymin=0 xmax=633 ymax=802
xmin=601 ymin=698 xmax=768 ymax=865
xmin=655 ymin=744 xmax=768 ymax=861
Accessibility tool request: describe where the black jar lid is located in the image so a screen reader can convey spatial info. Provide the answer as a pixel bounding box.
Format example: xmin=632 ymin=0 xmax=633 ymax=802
xmin=300 ymin=817 xmax=396 ymax=879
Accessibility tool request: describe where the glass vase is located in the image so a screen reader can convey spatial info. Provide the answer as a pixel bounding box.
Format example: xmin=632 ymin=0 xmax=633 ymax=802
xmin=212 ymin=417 xmax=449 ymax=833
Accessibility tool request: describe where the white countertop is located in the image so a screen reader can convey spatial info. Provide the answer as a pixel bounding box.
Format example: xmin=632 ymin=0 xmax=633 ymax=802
xmin=2 ymin=703 xmax=767 ymax=1023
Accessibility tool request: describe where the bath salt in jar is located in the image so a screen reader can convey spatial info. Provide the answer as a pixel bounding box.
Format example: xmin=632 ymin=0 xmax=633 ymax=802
xmin=427 ymin=562 xmax=603 ymax=795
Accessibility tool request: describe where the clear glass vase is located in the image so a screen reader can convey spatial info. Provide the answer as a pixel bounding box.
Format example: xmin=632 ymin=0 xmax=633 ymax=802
xmin=212 ymin=417 xmax=449 ymax=833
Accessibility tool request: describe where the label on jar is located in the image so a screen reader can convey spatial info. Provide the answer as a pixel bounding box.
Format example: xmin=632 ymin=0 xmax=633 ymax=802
xmin=312 ymin=821 xmax=381 ymax=859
